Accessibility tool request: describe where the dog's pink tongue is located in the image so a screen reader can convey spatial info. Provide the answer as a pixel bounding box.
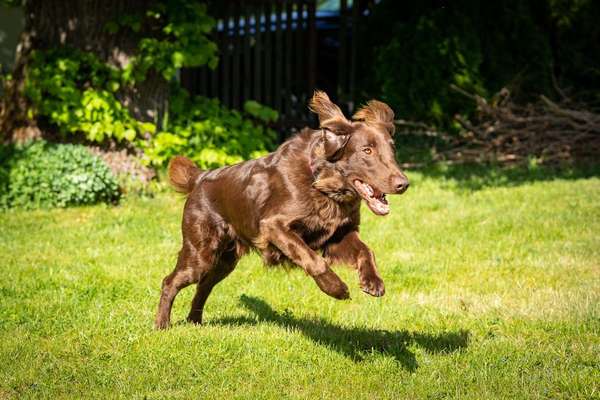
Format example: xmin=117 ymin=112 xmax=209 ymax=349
xmin=354 ymin=180 xmax=390 ymax=216
xmin=355 ymin=180 xmax=373 ymax=196
xmin=367 ymin=197 xmax=390 ymax=215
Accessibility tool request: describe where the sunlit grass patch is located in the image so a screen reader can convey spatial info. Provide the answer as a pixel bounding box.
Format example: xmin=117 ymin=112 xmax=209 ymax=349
xmin=1 ymin=167 xmax=599 ymax=399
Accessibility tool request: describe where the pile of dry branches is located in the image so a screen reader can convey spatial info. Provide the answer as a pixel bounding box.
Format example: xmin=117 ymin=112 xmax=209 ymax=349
xmin=435 ymin=86 xmax=600 ymax=165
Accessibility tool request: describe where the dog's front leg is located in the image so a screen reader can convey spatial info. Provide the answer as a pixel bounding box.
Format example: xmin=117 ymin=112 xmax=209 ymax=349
xmin=324 ymin=231 xmax=385 ymax=297
xmin=262 ymin=220 xmax=350 ymax=299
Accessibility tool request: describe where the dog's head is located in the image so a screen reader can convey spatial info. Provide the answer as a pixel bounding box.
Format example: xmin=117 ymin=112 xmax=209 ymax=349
xmin=309 ymin=91 xmax=409 ymax=216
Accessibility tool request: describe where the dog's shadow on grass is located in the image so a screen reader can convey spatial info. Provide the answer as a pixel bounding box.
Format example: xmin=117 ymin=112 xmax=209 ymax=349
xmin=209 ymin=295 xmax=470 ymax=371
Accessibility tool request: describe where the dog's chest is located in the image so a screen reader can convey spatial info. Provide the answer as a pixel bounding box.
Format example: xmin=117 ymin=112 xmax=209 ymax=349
xmin=296 ymin=199 xmax=354 ymax=249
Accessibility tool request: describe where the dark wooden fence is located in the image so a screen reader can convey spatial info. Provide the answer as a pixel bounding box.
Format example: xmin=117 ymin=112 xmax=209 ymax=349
xmin=180 ymin=0 xmax=365 ymax=133
xmin=181 ymin=0 xmax=318 ymax=131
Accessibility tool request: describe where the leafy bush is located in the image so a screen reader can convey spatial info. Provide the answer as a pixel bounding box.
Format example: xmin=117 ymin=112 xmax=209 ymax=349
xmin=10 ymin=1 xmax=274 ymax=182
xmin=358 ymin=0 xmax=598 ymax=130
xmin=22 ymin=0 xmax=219 ymax=145
xmin=24 ymin=49 xmax=156 ymax=143
xmin=23 ymin=46 xmax=277 ymax=171
xmin=372 ymin=9 xmax=485 ymax=130
xmin=142 ymin=90 xmax=277 ymax=168
xmin=109 ymin=1 xmax=218 ymax=82
xmin=0 ymin=141 xmax=120 ymax=209
xmin=13 ymin=1 xmax=275 ymax=176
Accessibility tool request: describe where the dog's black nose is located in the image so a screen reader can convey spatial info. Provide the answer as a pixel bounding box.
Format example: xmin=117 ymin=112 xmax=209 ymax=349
xmin=392 ymin=176 xmax=410 ymax=193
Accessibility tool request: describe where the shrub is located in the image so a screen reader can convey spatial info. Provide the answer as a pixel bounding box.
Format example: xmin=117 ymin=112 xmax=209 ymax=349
xmin=15 ymin=3 xmax=274 ymax=173
xmin=22 ymin=45 xmax=275 ymax=171
xmin=0 ymin=141 xmax=120 ymax=209
xmin=141 ymin=90 xmax=278 ymax=168
xmin=24 ymin=49 xmax=156 ymax=144
xmin=22 ymin=1 xmax=219 ymax=144
xmin=359 ymin=0 xmax=564 ymax=130
xmin=87 ymin=147 xmax=162 ymax=197
xmin=111 ymin=1 xmax=218 ymax=82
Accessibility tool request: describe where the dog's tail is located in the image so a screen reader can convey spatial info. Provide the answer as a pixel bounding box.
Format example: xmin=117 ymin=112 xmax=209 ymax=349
xmin=168 ymin=156 xmax=202 ymax=194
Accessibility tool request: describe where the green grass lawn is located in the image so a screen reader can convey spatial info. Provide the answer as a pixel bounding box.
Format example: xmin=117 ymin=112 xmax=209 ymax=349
xmin=1 ymin=166 xmax=599 ymax=399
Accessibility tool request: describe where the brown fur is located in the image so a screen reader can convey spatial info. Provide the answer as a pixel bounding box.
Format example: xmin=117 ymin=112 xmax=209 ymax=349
xmin=312 ymin=165 xmax=354 ymax=202
xmin=168 ymin=156 xmax=201 ymax=193
xmin=353 ymin=99 xmax=396 ymax=135
xmin=155 ymin=92 xmax=409 ymax=329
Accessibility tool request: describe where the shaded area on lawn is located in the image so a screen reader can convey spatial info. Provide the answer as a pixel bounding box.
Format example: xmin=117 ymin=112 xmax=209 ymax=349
xmin=210 ymin=295 xmax=470 ymax=371
xmin=409 ymin=162 xmax=600 ymax=191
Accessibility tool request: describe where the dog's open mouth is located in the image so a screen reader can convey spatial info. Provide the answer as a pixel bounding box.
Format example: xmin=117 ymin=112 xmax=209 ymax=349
xmin=353 ymin=180 xmax=389 ymax=216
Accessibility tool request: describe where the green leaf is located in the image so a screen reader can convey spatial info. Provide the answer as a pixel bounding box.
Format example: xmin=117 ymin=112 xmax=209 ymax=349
xmin=243 ymin=100 xmax=279 ymax=122
xmin=171 ymin=51 xmax=185 ymax=68
xmin=108 ymin=81 xmax=120 ymax=92
xmin=139 ymin=122 xmax=156 ymax=134
xmin=105 ymin=21 xmax=119 ymax=34
xmin=124 ymin=129 xmax=136 ymax=141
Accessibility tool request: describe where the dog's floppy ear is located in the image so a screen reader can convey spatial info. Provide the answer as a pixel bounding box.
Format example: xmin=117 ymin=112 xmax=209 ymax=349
xmin=353 ymin=99 xmax=396 ymax=135
xmin=309 ymin=90 xmax=353 ymax=160
xmin=321 ymin=128 xmax=350 ymax=160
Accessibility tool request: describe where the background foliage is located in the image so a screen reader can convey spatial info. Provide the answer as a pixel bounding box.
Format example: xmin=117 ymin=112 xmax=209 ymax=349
xmin=108 ymin=1 xmax=218 ymax=82
xmin=0 ymin=140 xmax=120 ymax=209
xmin=21 ymin=46 xmax=277 ymax=171
xmin=13 ymin=0 xmax=277 ymax=182
xmin=2 ymin=0 xmax=598 ymax=208
xmin=24 ymin=49 xmax=154 ymax=143
xmin=359 ymin=0 xmax=600 ymax=130
xmin=143 ymin=89 xmax=277 ymax=168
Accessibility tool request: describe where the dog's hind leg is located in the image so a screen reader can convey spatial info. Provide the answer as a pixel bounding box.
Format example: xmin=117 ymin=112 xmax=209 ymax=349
xmin=155 ymin=220 xmax=224 ymax=330
xmin=155 ymin=246 xmax=215 ymax=329
xmin=186 ymin=242 xmax=241 ymax=325
xmin=155 ymin=250 xmax=196 ymax=329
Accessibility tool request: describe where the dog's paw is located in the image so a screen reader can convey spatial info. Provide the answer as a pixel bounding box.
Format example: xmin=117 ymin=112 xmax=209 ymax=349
xmin=186 ymin=313 xmax=203 ymax=326
xmin=154 ymin=318 xmax=170 ymax=330
xmin=361 ymin=276 xmax=385 ymax=297
xmin=314 ymin=270 xmax=350 ymax=300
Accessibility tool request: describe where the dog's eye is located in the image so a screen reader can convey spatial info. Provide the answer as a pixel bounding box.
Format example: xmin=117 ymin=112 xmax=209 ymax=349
xmin=363 ymin=147 xmax=373 ymax=155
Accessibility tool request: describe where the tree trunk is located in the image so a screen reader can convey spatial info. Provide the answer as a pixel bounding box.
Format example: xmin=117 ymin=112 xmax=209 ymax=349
xmin=0 ymin=0 xmax=168 ymax=142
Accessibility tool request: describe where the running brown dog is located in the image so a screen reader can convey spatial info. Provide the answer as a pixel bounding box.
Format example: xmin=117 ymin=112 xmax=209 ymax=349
xmin=155 ymin=91 xmax=409 ymax=329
